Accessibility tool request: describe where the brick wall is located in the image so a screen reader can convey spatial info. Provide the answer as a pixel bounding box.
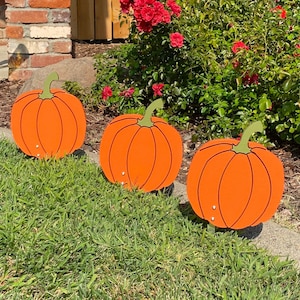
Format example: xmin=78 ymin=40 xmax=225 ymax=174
xmin=0 ymin=0 xmax=71 ymax=80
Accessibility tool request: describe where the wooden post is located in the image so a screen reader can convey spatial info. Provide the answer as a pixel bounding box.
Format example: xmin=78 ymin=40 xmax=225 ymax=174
xmin=95 ymin=0 xmax=112 ymax=40
xmin=111 ymin=0 xmax=130 ymax=39
xmin=71 ymin=0 xmax=130 ymax=41
xmin=72 ymin=0 xmax=95 ymax=40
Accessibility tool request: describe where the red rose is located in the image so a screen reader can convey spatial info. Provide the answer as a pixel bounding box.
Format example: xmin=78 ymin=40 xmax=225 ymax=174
xmin=136 ymin=20 xmax=153 ymax=33
xmin=120 ymin=87 xmax=135 ymax=98
xmin=102 ymin=86 xmax=113 ymax=100
xmin=132 ymin=0 xmax=173 ymax=32
xmin=166 ymin=0 xmax=181 ymax=17
xmin=152 ymin=83 xmax=164 ymax=96
xmin=232 ymin=41 xmax=249 ymax=54
xmin=120 ymin=0 xmax=132 ymax=14
xmin=170 ymin=32 xmax=184 ymax=48
xmin=141 ymin=6 xmax=155 ymax=22
xmin=271 ymin=5 xmax=287 ymax=19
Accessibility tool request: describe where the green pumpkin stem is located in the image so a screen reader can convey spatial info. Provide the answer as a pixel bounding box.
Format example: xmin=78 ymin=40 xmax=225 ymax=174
xmin=232 ymin=121 xmax=263 ymax=154
xmin=39 ymin=72 xmax=59 ymax=100
xmin=137 ymin=99 xmax=164 ymax=127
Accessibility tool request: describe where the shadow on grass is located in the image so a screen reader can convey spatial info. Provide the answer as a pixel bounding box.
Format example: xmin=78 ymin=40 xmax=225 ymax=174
xmin=178 ymin=201 xmax=263 ymax=239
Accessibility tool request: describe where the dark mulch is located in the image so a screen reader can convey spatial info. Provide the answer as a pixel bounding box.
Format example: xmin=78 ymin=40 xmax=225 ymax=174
xmin=1 ymin=40 xmax=299 ymax=232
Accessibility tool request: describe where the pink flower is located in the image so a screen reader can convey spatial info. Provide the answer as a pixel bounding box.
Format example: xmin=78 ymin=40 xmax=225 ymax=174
xmin=137 ymin=21 xmax=153 ymax=33
xmin=159 ymin=9 xmax=171 ymax=24
xmin=296 ymin=44 xmax=300 ymax=49
xmin=232 ymin=41 xmax=249 ymax=53
xmin=152 ymin=83 xmax=164 ymax=96
xmin=166 ymin=0 xmax=181 ymax=17
xmin=271 ymin=5 xmax=287 ymax=19
xmin=120 ymin=87 xmax=135 ymax=98
xmin=170 ymin=32 xmax=184 ymax=48
xmin=141 ymin=6 xmax=155 ymax=22
xmin=120 ymin=0 xmax=132 ymax=14
xmin=102 ymin=86 xmax=113 ymax=100
xmin=132 ymin=0 xmax=172 ymax=32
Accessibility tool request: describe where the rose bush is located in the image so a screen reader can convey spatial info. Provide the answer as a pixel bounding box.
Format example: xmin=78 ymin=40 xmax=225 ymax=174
xmin=87 ymin=0 xmax=300 ymax=144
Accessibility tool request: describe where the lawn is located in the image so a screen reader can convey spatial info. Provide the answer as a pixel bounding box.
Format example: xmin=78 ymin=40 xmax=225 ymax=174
xmin=0 ymin=138 xmax=299 ymax=299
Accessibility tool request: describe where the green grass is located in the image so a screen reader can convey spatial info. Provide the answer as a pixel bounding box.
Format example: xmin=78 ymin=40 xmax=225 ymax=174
xmin=0 ymin=138 xmax=299 ymax=299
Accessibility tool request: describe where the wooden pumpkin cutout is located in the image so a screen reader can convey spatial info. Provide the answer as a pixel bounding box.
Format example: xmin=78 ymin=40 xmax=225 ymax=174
xmin=186 ymin=121 xmax=284 ymax=230
xmin=10 ymin=72 xmax=86 ymax=159
xmin=99 ymin=99 xmax=183 ymax=192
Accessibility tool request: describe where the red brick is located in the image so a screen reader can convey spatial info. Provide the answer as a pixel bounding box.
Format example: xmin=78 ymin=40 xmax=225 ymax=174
xmin=51 ymin=40 xmax=71 ymax=53
xmin=51 ymin=9 xmax=70 ymax=23
xmin=6 ymin=25 xmax=23 ymax=38
xmin=9 ymin=68 xmax=33 ymax=81
xmin=6 ymin=10 xmax=48 ymax=24
xmin=29 ymin=0 xmax=70 ymax=8
xmin=30 ymin=53 xmax=71 ymax=67
xmin=5 ymin=0 xmax=26 ymax=8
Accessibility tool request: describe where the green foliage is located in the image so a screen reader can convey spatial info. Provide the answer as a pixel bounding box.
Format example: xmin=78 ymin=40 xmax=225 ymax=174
xmin=90 ymin=0 xmax=300 ymax=143
xmin=62 ymin=81 xmax=91 ymax=107
xmin=0 ymin=138 xmax=300 ymax=299
xmin=91 ymin=45 xmax=145 ymax=113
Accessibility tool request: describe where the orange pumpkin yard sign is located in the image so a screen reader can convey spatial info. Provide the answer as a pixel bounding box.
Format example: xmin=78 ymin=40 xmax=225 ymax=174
xmin=187 ymin=121 xmax=284 ymax=230
xmin=100 ymin=99 xmax=183 ymax=192
xmin=11 ymin=72 xmax=86 ymax=159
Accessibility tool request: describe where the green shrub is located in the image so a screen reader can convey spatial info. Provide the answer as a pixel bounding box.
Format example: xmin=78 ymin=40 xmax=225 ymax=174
xmin=90 ymin=0 xmax=300 ymax=143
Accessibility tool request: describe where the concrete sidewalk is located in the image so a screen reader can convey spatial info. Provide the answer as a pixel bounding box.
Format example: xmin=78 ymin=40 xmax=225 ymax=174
xmin=1 ymin=127 xmax=300 ymax=270
xmin=173 ymin=180 xmax=300 ymax=270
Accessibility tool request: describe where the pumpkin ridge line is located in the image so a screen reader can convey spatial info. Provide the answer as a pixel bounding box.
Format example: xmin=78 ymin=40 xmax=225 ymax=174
xmin=110 ymin=116 xmax=142 ymax=125
xmin=126 ymin=126 xmax=143 ymax=189
xmin=140 ymin=127 xmax=157 ymax=190
xmin=19 ymin=101 xmax=37 ymax=155
xmin=250 ymin=152 xmax=273 ymax=225
xmin=217 ymin=153 xmax=236 ymax=228
xmin=199 ymin=142 xmax=236 ymax=152
xmin=14 ymin=91 xmax=42 ymax=104
xmin=36 ymin=100 xmax=49 ymax=156
xmin=230 ymin=155 xmax=254 ymax=228
xmin=153 ymin=126 xmax=173 ymax=191
xmin=13 ymin=96 xmax=40 ymax=156
xmin=51 ymin=98 xmax=67 ymax=156
xmin=55 ymin=96 xmax=79 ymax=154
xmin=195 ymin=149 xmax=232 ymax=222
xmin=142 ymin=126 xmax=173 ymax=191
xmin=107 ymin=123 xmax=138 ymax=183
xmin=152 ymin=121 xmax=168 ymax=126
